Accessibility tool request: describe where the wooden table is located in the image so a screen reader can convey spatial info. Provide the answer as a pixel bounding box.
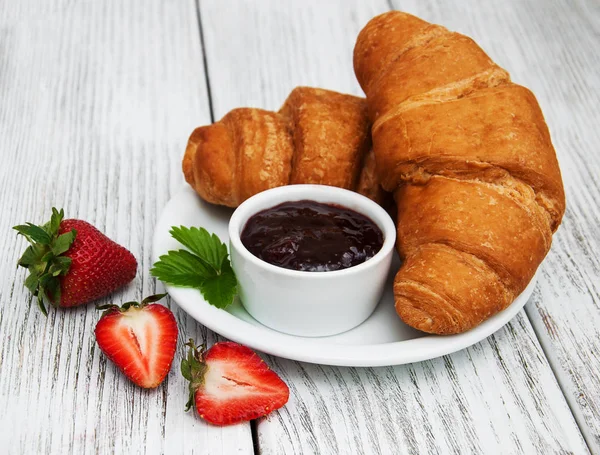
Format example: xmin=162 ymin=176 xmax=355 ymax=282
xmin=1 ymin=0 xmax=599 ymax=453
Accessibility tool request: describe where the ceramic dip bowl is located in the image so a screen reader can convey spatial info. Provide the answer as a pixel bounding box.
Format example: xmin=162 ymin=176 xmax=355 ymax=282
xmin=228 ymin=184 xmax=396 ymax=337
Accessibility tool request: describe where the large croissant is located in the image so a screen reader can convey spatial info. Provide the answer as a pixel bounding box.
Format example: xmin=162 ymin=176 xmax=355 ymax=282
xmin=354 ymin=12 xmax=566 ymax=334
xmin=183 ymin=87 xmax=387 ymax=207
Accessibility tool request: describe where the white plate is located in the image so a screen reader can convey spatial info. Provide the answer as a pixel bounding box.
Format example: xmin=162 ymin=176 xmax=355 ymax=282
xmin=153 ymin=185 xmax=537 ymax=367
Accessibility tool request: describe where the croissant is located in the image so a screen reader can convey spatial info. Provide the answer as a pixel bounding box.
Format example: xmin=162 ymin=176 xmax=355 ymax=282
xmin=183 ymin=87 xmax=387 ymax=207
xmin=354 ymin=12 xmax=566 ymax=334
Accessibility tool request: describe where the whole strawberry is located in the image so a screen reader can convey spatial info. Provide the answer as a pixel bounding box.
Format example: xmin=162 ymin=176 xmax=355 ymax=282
xmin=14 ymin=208 xmax=137 ymax=314
xmin=182 ymin=340 xmax=289 ymax=425
xmin=95 ymin=294 xmax=178 ymax=388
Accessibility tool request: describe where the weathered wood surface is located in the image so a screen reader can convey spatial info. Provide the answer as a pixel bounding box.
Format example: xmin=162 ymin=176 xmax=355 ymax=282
xmin=393 ymin=0 xmax=600 ymax=451
xmin=0 ymin=1 xmax=252 ymax=453
xmin=0 ymin=0 xmax=598 ymax=453
xmin=200 ymin=0 xmax=594 ymax=453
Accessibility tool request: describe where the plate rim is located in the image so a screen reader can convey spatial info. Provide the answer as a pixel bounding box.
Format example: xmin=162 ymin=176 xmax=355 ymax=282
xmin=153 ymin=185 xmax=537 ymax=367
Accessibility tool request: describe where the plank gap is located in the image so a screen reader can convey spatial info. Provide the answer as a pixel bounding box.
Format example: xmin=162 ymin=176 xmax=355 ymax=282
xmin=524 ymin=303 xmax=594 ymax=453
xmin=195 ymin=0 xmax=215 ymax=123
xmin=251 ymin=420 xmax=260 ymax=455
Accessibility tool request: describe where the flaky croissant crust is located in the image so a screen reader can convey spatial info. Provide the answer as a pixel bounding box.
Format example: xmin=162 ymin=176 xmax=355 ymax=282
xmin=354 ymin=12 xmax=565 ymax=334
xmin=183 ymin=87 xmax=387 ymax=208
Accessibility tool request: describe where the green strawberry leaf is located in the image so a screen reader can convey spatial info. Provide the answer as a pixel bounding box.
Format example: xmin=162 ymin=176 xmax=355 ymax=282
xmin=36 ymin=289 xmax=49 ymax=316
xmin=13 ymin=223 xmax=52 ymax=244
xmin=141 ymin=293 xmax=168 ymax=305
xmin=151 ymin=250 xmax=213 ymax=287
xmin=169 ymin=226 xmax=227 ymax=272
xmin=18 ymin=244 xmax=47 ymax=268
xmin=41 ymin=251 xmax=55 ymax=263
xmin=198 ymin=259 xmax=237 ymax=309
xmin=180 ymin=353 xmax=193 ymax=382
xmin=51 ymin=230 xmax=76 ymax=256
xmin=24 ymin=271 xmax=40 ymax=294
xmin=44 ymin=277 xmax=61 ymax=305
xmin=46 ymin=208 xmax=64 ymax=237
xmin=48 ymin=256 xmax=72 ymax=276
xmin=14 ymin=207 xmax=74 ymax=314
xmin=182 ymin=339 xmax=208 ymax=412
xmin=151 ymin=227 xmax=238 ymax=309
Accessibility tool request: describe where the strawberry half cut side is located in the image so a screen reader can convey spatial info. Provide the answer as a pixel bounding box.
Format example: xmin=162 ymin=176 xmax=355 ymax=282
xmin=95 ymin=294 xmax=178 ymax=389
xmin=182 ymin=340 xmax=290 ymax=426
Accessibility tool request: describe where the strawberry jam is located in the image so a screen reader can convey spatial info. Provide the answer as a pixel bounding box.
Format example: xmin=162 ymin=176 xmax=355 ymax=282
xmin=240 ymin=200 xmax=383 ymax=272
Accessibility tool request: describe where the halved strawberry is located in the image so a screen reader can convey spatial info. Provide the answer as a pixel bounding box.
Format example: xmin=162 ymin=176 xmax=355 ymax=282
xmin=95 ymin=294 xmax=178 ymax=388
xmin=182 ymin=340 xmax=289 ymax=426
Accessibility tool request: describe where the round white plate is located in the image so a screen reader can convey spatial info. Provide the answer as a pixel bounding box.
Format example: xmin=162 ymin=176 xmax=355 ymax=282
xmin=153 ymin=185 xmax=537 ymax=367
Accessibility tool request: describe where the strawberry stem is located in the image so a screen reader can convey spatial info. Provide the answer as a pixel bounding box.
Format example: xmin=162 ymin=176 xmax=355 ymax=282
xmin=181 ymin=338 xmax=208 ymax=412
xmin=96 ymin=293 xmax=168 ymax=317
xmin=141 ymin=293 xmax=168 ymax=305
xmin=13 ymin=208 xmax=76 ymax=314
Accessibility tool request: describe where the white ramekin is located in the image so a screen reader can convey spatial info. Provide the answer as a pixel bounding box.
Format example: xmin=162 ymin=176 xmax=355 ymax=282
xmin=228 ymin=184 xmax=396 ymax=337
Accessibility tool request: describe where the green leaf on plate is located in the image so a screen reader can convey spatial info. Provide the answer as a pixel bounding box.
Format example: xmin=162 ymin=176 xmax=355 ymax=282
xmin=169 ymin=226 xmax=228 ymax=272
xmin=198 ymin=259 xmax=237 ymax=310
xmin=151 ymin=250 xmax=212 ymax=287
xmin=151 ymin=227 xmax=238 ymax=309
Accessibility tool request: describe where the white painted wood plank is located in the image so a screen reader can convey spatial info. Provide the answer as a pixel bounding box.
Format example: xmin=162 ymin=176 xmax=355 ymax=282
xmin=199 ymin=0 xmax=382 ymax=111
xmin=259 ymin=317 xmax=586 ymax=455
xmin=391 ymin=0 xmax=600 ymax=451
xmin=0 ymin=1 xmax=252 ymax=454
xmin=199 ymin=0 xmax=590 ymax=453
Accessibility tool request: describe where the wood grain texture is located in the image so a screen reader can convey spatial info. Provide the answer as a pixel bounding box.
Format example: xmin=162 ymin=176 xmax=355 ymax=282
xmin=391 ymin=0 xmax=600 ymax=451
xmin=0 ymin=1 xmax=252 ymax=453
xmin=260 ymin=319 xmax=584 ymax=455
xmin=199 ymin=0 xmax=380 ymax=111
xmin=1 ymin=0 xmax=598 ymax=453
xmin=199 ymin=0 xmax=591 ymax=453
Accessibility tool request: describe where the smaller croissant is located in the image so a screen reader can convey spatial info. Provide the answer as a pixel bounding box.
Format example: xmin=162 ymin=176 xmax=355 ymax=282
xmin=182 ymin=87 xmax=387 ymax=207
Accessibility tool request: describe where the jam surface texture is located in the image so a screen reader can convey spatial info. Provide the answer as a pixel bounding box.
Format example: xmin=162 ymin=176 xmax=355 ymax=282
xmin=240 ymin=200 xmax=384 ymax=272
